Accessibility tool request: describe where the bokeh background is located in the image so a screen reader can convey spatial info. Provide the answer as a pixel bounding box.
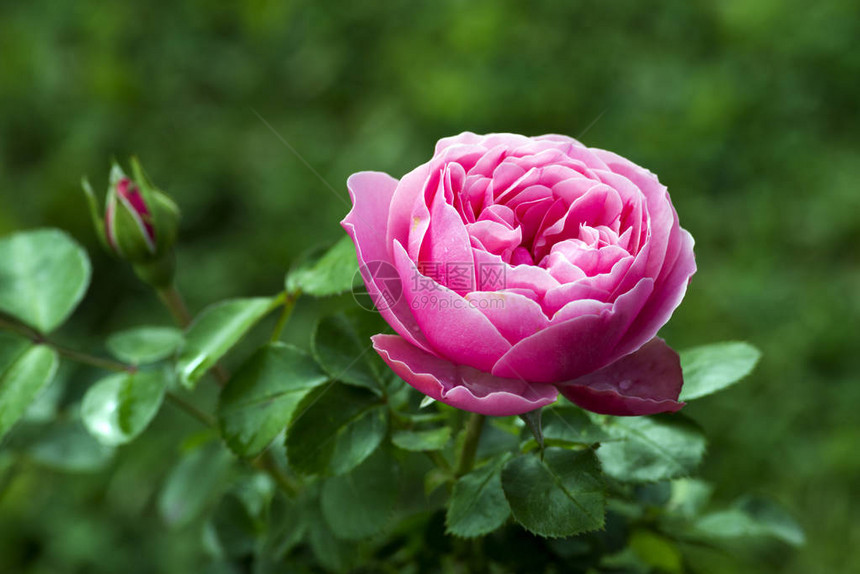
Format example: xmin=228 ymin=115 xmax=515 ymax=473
xmin=1 ymin=1 xmax=858 ymax=572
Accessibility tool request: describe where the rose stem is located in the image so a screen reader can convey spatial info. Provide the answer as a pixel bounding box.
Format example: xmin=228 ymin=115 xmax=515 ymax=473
xmin=157 ymin=284 xmax=193 ymax=328
xmin=455 ymin=413 xmax=486 ymax=477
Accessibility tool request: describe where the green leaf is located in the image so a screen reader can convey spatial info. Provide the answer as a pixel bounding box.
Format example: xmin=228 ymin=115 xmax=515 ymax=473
xmin=0 ymin=229 xmax=91 ymax=333
xmin=158 ymin=441 xmax=234 ymax=527
xmin=286 ymin=382 xmax=387 ymax=476
xmin=693 ymin=497 xmax=805 ymax=547
xmin=106 ymin=326 xmax=184 ymax=364
xmin=0 ymin=344 xmax=59 ymax=440
xmin=321 ymin=448 xmax=399 ymax=540
xmin=629 ymin=530 xmax=683 ymax=573
xmin=597 ymin=414 xmax=707 ymax=483
xmin=667 ymin=478 xmax=713 ymax=518
xmin=81 ymin=368 xmax=169 ymax=446
xmin=541 ymin=406 xmax=611 ymax=446
xmin=211 ymin=493 xmax=263 ymax=558
xmin=447 ymin=455 xmax=511 ymax=538
xmin=679 ymin=342 xmax=761 ymax=401
xmin=176 ymin=297 xmax=276 ymax=389
xmin=307 ymin=499 xmax=356 ymax=573
xmin=311 ymin=312 xmax=384 ymax=395
xmin=392 ymin=427 xmax=451 ymax=452
xmin=502 ymin=448 xmax=606 ymax=538
xmin=27 ymin=419 xmax=115 ymax=472
xmin=286 ymin=235 xmax=359 ymax=297
xmin=218 ymin=343 xmax=329 ymax=457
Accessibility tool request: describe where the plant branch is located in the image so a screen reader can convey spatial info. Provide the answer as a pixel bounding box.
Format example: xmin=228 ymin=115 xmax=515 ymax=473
xmin=270 ymin=291 xmax=298 ymax=342
xmin=455 ymin=413 xmax=486 ymax=477
xmin=157 ymin=284 xmax=193 ymax=328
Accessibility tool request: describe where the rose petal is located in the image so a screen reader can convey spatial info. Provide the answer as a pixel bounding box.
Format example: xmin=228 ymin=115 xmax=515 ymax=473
xmin=492 ymin=277 xmax=654 ymax=382
xmin=558 ymin=337 xmax=684 ymax=416
xmin=342 ymin=172 xmax=434 ymax=353
xmin=464 ymin=290 xmax=550 ymax=345
xmin=393 ymin=241 xmax=512 ymax=372
xmin=373 ymin=334 xmax=557 ymax=416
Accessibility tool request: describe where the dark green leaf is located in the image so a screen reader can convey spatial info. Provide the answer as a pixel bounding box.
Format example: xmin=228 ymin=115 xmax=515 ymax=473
xmin=158 ymin=441 xmax=234 ymax=527
xmin=212 ymin=493 xmax=263 ymax=558
xmin=106 ymin=326 xmax=184 ymax=364
xmin=447 ymin=455 xmax=510 ymax=538
xmin=679 ymin=342 xmax=761 ymax=401
xmin=0 ymin=229 xmax=91 ymax=333
xmin=597 ymin=414 xmax=707 ymax=483
xmin=541 ymin=406 xmax=611 ymax=446
xmin=392 ymin=427 xmax=451 ymax=452
xmin=502 ymin=448 xmax=606 ymax=538
xmin=311 ymin=312 xmax=384 ymax=394
xmin=321 ymin=448 xmax=399 ymax=540
xmin=286 ymin=235 xmax=359 ymax=297
xmin=218 ymin=343 xmax=329 ymax=457
xmin=0 ymin=344 xmax=59 ymax=440
xmin=177 ymin=297 xmax=276 ymax=389
xmin=81 ymin=368 xmax=169 ymax=446
xmin=286 ymin=382 xmax=387 ymax=476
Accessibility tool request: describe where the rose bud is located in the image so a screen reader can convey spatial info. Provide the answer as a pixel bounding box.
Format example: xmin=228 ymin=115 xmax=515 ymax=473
xmin=343 ymin=133 xmax=696 ymax=417
xmin=83 ymin=158 xmax=180 ymax=287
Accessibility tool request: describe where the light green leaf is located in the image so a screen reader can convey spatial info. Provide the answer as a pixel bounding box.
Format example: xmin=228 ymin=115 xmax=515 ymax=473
xmin=27 ymin=419 xmax=115 ymax=472
xmin=286 ymin=235 xmax=359 ymax=297
xmin=158 ymin=441 xmax=234 ymax=527
xmin=446 ymin=455 xmax=510 ymax=538
xmin=502 ymin=448 xmax=606 ymax=538
xmin=106 ymin=326 xmax=184 ymax=364
xmin=392 ymin=427 xmax=451 ymax=452
xmin=0 ymin=229 xmax=91 ymax=333
xmin=679 ymin=342 xmax=761 ymax=401
xmin=81 ymin=368 xmax=169 ymax=446
xmin=667 ymin=478 xmax=714 ymax=518
xmin=286 ymin=382 xmax=387 ymax=476
xmin=693 ymin=496 xmax=805 ymax=547
xmin=311 ymin=312 xmax=384 ymax=395
xmin=597 ymin=414 xmax=707 ymax=483
xmin=629 ymin=530 xmax=683 ymax=573
xmin=218 ymin=343 xmax=329 ymax=457
xmin=321 ymin=448 xmax=399 ymax=540
xmin=176 ymin=297 xmax=276 ymax=389
xmin=0 ymin=344 xmax=59 ymax=440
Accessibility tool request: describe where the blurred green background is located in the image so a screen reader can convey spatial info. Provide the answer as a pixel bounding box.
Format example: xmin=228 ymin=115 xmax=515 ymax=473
xmin=1 ymin=0 xmax=858 ymax=572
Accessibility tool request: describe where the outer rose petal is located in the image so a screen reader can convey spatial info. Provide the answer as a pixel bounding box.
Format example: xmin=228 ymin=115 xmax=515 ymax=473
xmin=372 ymin=334 xmax=558 ymax=416
xmin=558 ymin=337 xmax=684 ymax=416
xmin=342 ymin=172 xmax=433 ymax=353
xmin=392 ymin=241 xmax=511 ymax=372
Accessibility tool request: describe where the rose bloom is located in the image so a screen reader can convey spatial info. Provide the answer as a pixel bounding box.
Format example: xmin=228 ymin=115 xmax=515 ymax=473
xmin=343 ymin=133 xmax=696 ymax=417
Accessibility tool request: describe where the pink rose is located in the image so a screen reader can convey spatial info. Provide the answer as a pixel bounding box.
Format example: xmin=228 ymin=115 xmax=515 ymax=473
xmin=342 ymin=132 xmax=696 ymax=417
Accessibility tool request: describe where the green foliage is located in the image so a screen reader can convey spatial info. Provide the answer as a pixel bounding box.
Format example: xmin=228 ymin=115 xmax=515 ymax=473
xmin=320 ymin=448 xmax=399 ymax=540
xmin=392 ymin=427 xmax=451 ymax=452
xmin=311 ymin=312 xmax=385 ymax=395
xmin=502 ymin=448 xmax=606 ymax=538
xmin=679 ymin=342 xmax=761 ymax=401
xmin=286 ymin=236 xmax=359 ymax=298
xmin=0 ymin=344 xmax=58 ymax=440
xmin=218 ymin=343 xmax=328 ymax=457
xmin=0 ymin=229 xmax=90 ymax=334
xmin=158 ymin=440 xmax=234 ymax=528
xmin=596 ymin=414 xmax=707 ymax=483
xmin=106 ymin=326 xmax=184 ymax=364
xmin=80 ymin=368 xmax=169 ymax=446
xmin=446 ymin=455 xmax=511 ymax=538
xmin=176 ymin=297 xmax=277 ymax=389
xmin=285 ymin=382 xmax=387 ymax=476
